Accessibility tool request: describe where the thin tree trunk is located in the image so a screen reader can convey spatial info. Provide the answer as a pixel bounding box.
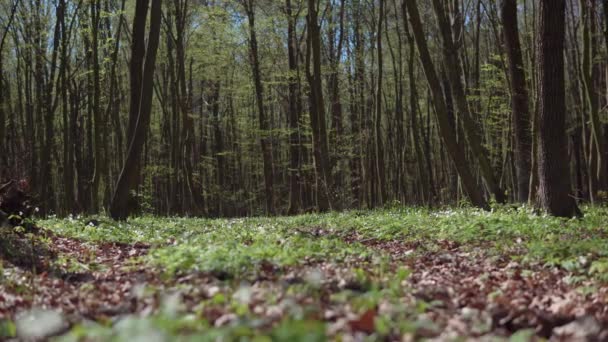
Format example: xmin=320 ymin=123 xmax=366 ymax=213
xmin=173 ymin=0 xmax=201 ymax=215
xmin=58 ymin=0 xmax=74 ymax=214
xmin=328 ymin=0 xmax=345 ymax=190
xmin=431 ymin=0 xmax=505 ymax=204
xmin=581 ymin=0 xmax=605 ymax=202
xmin=0 ymin=0 xmax=19 ymax=172
xmin=502 ymin=0 xmax=532 ymax=203
xmin=90 ymin=0 xmax=103 ymax=213
xmin=375 ymin=0 xmax=387 ymax=205
xmin=402 ymin=1 xmax=430 ymax=204
xmin=405 ymin=0 xmax=489 ymax=210
xmin=40 ymin=0 xmax=62 ymax=215
xmin=307 ymin=0 xmax=332 ymax=211
xmin=286 ymin=0 xmax=302 ymax=215
xmin=109 ymin=0 xmax=162 ymax=220
xmin=244 ymin=0 xmax=275 ymax=215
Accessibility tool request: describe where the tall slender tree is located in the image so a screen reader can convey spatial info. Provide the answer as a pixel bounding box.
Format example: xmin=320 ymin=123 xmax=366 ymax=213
xmin=502 ymin=0 xmax=532 ymax=203
xmin=431 ymin=0 xmax=505 ymax=203
xmin=0 ymin=0 xmax=19 ymax=176
xmin=285 ymin=0 xmax=303 ymax=214
xmin=307 ymin=0 xmax=332 ymax=211
xmin=375 ymin=0 xmax=387 ymax=205
xmin=405 ymin=0 xmax=489 ymax=210
xmin=243 ymin=0 xmax=275 ymax=215
xmin=109 ymin=0 xmax=162 ymax=220
xmin=580 ymin=0 xmax=605 ymax=202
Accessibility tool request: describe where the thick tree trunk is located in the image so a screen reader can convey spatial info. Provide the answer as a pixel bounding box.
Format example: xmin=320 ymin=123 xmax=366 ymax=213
xmin=502 ymin=0 xmax=532 ymax=203
xmin=537 ymin=0 xmax=582 ymax=217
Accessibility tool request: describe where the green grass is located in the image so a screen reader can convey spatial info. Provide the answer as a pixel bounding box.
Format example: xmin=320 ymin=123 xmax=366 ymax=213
xmin=41 ymin=205 xmax=608 ymax=277
xmin=35 ymin=205 xmax=608 ymax=340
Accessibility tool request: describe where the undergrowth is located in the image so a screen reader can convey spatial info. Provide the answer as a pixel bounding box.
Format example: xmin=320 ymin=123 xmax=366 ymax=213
xmin=41 ymin=205 xmax=608 ymax=280
xmin=24 ymin=205 xmax=608 ymax=341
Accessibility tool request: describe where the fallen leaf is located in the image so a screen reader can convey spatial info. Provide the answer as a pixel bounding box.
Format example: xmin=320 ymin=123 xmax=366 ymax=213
xmin=348 ymin=308 xmax=376 ymax=334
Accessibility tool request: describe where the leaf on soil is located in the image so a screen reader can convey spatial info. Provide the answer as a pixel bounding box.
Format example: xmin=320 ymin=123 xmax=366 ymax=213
xmin=348 ymin=308 xmax=376 ymax=334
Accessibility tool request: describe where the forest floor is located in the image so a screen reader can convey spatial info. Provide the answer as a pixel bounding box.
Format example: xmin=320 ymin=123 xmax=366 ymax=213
xmin=1 ymin=207 xmax=608 ymax=341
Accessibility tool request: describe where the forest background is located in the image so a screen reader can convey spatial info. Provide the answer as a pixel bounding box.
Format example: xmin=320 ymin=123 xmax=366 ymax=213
xmin=0 ymin=0 xmax=604 ymax=218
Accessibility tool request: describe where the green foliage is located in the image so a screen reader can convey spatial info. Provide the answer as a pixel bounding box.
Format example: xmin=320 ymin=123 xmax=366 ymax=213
xmin=37 ymin=206 xmax=608 ymax=339
xmin=0 ymin=320 xmax=16 ymax=339
xmin=41 ymin=205 xmax=608 ymax=280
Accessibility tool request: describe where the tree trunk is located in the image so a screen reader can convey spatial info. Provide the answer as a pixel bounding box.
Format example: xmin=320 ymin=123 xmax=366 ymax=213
xmin=307 ymin=0 xmax=332 ymax=211
xmin=286 ymin=0 xmax=302 ymax=215
xmin=173 ymin=0 xmax=201 ymax=215
xmin=537 ymin=0 xmax=582 ymax=217
xmin=501 ymin=0 xmax=532 ymax=203
xmin=405 ymin=0 xmax=489 ymax=210
xmin=350 ymin=2 xmax=364 ymax=207
xmin=0 ymin=0 xmax=19 ymax=173
xmin=211 ymin=82 xmax=224 ymax=214
xmin=244 ymin=0 xmax=275 ymax=215
xmin=431 ymin=0 xmax=505 ymax=204
xmin=402 ymin=1 xmax=430 ymax=204
xmin=109 ymin=0 xmax=162 ymax=220
xmin=58 ymin=0 xmax=75 ymax=214
xmin=40 ymin=0 xmax=62 ymax=215
xmin=581 ymin=0 xmax=605 ymax=202
xmin=375 ymin=0 xmax=387 ymax=205
xmin=328 ymin=0 xmax=345 ymax=191
xmin=90 ymin=0 xmax=103 ymax=213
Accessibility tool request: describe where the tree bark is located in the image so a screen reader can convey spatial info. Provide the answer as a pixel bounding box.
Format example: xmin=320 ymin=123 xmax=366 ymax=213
xmin=90 ymin=0 xmax=104 ymax=212
xmin=109 ymin=0 xmax=162 ymax=220
xmin=581 ymin=0 xmax=605 ymax=202
xmin=243 ymin=0 xmax=275 ymax=215
xmin=431 ymin=0 xmax=505 ymax=204
xmin=501 ymin=0 xmax=532 ymax=203
xmin=375 ymin=0 xmax=387 ymax=205
xmin=307 ymin=0 xmax=332 ymax=211
xmin=405 ymin=0 xmax=489 ymax=210
xmin=0 ymin=0 xmax=19 ymax=173
xmin=173 ymin=0 xmax=201 ymax=215
xmin=328 ymin=0 xmax=345 ymax=189
xmin=40 ymin=0 xmax=62 ymax=215
xmin=402 ymin=1 xmax=431 ymax=204
xmin=286 ymin=0 xmax=302 ymax=215
xmin=537 ymin=0 xmax=582 ymax=217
